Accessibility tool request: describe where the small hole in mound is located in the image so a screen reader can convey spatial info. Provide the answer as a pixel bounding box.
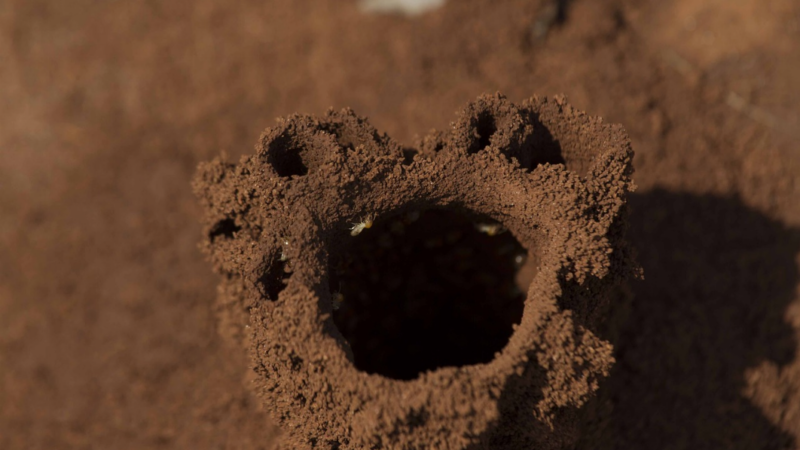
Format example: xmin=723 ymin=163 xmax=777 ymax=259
xmin=523 ymin=111 xmax=567 ymax=171
xmin=258 ymin=257 xmax=292 ymax=301
xmin=209 ymin=218 xmax=240 ymax=242
xmin=473 ymin=112 xmax=498 ymax=153
xmin=320 ymin=123 xmax=372 ymax=152
xmin=329 ymin=209 xmax=536 ymax=380
xmin=402 ymin=148 xmax=417 ymax=165
xmin=268 ymin=134 xmax=309 ymax=177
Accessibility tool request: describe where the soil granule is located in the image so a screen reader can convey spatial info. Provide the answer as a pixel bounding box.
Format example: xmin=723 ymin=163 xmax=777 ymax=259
xmin=2 ymin=0 xmax=799 ymax=449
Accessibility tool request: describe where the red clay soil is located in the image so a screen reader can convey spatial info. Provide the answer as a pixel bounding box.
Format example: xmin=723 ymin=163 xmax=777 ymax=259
xmin=2 ymin=0 xmax=800 ymax=449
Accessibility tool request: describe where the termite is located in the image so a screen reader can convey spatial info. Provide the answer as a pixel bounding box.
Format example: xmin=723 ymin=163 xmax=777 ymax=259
xmin=278 ymin=238 xmax=290 ymax=261
xmin=475 ymin=222 xmax=505 ymax=236
xmin=350 ymin=215 xmax=374 ymax=236
xmin=332 ymin=291 xmax=345 ymax=311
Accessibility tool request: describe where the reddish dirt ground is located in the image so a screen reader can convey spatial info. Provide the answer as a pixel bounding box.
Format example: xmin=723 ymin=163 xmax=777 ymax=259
xmin=1 ymin=0 xmax=799 ymax=448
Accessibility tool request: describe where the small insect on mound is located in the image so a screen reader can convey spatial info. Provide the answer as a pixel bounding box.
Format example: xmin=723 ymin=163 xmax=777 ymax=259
xmin=475 ymin=222 xmax=506 ymax=236
xmin=332 ymin=291 xmax=345 ymax=311
xmin=350 ymin=215 xmax=375 ymax=236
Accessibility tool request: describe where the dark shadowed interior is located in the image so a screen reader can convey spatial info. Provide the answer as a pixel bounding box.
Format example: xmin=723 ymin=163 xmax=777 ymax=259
xmin=329 ymin=209 xmax=535 ymax=380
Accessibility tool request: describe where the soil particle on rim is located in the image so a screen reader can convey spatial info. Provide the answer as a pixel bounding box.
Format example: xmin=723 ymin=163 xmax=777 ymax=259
xmin=194 ymin=93 xmax=638 ymax=448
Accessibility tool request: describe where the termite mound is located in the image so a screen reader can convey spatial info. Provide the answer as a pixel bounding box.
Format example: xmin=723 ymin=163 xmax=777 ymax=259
xmin=193 ymin=93 xmax=638 ymax=449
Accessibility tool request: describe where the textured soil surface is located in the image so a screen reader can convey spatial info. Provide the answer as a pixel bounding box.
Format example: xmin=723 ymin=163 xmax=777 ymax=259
xmin=194 ymin=94 xmax=636 ymax=448
xmin=2 ymin=0 xmax=800 ymax=449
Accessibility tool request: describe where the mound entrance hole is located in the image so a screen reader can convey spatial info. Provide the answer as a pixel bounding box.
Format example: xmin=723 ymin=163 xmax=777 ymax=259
xmin=258 ymin=257 xmax=292 ymax=301
xmin=329 ymin=209 xmax=537 ymax=380
xmin=267 ymin=133 xmax=310 ymax=177
xmin=209 ymin=218 xmax=240 ymax=242
xmin=473 ymin=112 xmax=498 ymax=153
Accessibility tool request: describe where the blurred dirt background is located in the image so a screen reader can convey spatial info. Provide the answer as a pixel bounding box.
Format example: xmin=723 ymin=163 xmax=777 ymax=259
xmin=1 ymin=0 xmax=799 ymax=448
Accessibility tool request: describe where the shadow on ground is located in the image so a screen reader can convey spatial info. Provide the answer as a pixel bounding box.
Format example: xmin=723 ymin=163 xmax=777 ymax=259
xmin=575 ymin=189 xmax=799 ymax=449
xmin=471 ymin=189 xmax=799 ymax=448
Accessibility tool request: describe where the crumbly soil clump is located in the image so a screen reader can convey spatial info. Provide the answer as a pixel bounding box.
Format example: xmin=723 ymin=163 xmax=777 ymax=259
xmin=194 ymin=94 xmax=637 ymax=449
